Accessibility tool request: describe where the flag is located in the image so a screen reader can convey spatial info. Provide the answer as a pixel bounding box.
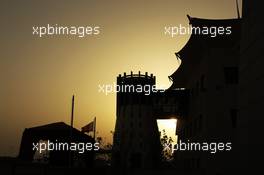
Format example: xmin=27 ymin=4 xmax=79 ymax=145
xmin=82 ymin=121 xmax=94 ymax=133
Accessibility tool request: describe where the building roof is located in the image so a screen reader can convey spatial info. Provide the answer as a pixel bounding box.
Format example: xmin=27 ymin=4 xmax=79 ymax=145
xmin=24 ymin=122 xmax=93 ymax=142
xmin=27 ymin=122 xmax=72 ymax=131
xmin=169 ymin=15 xmax=241 ymax=89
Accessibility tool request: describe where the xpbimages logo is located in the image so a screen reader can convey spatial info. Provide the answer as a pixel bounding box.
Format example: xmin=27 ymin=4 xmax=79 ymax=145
xmin=98 ymin=82 xmax=166 ymax=95
xmin=164 ymin=24 xmax=232 ymax=38
xmin=32 ymin=24 xmax=100 ymax=38
xmin=163 ymin=140 xmax=232 ymax=154
xmin=32 ymin=140 xmax=100 ymax=154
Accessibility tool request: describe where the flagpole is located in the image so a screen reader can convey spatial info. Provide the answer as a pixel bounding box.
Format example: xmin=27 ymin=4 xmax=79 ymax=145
xmin=71 ymin=95 xmax=75 ymax=129
xmin=69 ymin=95 xmax=74 ymax=167
xmin=236 ymin=0 xmax=240 ymax=19
xmin=93 ymin=117 xmax=96 ymax=140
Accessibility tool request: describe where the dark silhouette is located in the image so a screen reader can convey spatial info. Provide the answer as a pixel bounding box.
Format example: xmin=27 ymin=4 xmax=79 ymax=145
xmin=112 ymin=71 xmax=189 ymax=171
xmin=6 ymin=0 xmax=259 ymax=174
xmin=112 ymin=72 xmax=162 ymax=170
xmin=18 ymin=122 xmax=94 ymax=167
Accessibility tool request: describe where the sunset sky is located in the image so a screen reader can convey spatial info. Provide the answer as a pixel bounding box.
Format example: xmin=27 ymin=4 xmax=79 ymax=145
xmin=0 ymin=0 xmax=242 ymax=156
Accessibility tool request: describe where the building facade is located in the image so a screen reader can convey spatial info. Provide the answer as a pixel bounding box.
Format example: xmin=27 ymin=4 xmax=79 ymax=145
xmin=112 ymin=72 xmax=161 ymax=169
xmin=169 ymin=15 xmax=241 ymax=175
xmin=112 ymin=72 xmax=189 ymax=169
xmin=238 ymin=0 xmax=262 ymax=172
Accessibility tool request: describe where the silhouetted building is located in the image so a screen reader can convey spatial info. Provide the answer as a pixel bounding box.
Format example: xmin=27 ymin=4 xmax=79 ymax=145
xmin=112 ymin=72 xmax=161 ymax=169
xmin=238 ymin=0 xmax=261 ymax=172
xmin=112 ymin=71 xmax=189 ymax=169
xmin=19 ymin=122 xmax=94 ymax=167
xmin=169 ymin=15 xmax=241 ymax=174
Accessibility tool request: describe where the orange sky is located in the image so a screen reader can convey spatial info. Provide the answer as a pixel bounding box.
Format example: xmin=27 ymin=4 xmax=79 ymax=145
xmin=0 ymin=0 xmax=242 ymax=156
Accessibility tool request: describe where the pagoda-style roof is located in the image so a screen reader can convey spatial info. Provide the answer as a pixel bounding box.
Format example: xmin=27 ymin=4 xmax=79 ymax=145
xmin=169 ymin=15 xmax=241 ymax=89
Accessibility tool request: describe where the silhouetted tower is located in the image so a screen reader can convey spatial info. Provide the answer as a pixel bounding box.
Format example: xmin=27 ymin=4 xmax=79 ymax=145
xmin=112 ymin=71 xmax=161 ymax=169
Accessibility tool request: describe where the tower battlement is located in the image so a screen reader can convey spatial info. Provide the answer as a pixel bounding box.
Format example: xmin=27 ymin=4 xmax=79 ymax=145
xmin=117 ymin=71 xmax=156 ymax=86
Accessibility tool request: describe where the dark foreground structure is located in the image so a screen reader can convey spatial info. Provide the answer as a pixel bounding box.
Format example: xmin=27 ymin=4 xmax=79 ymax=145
xmin=18 ymin=122 xmax=94 ymax=167
xmin=112 ymin=4 xmax=253 ymax=174
xmin=169 ymin=15 xmax=241 ymax=174
xmin=112 ymin=72 xmax=189 ymax=169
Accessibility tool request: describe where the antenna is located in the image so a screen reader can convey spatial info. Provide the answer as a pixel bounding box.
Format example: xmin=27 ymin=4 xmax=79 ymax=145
xmin=236 ymin=0 xmax=240 ymax=19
